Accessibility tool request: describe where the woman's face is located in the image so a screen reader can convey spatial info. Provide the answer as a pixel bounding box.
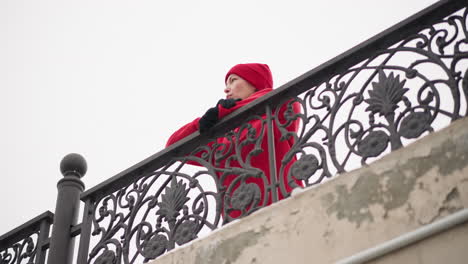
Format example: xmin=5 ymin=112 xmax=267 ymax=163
xmin=224 ymin=74 xmax=256 ymax=100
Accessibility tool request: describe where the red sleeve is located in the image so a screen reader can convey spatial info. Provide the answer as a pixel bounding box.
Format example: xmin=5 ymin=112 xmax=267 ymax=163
xmin=165 ymin=89 xmax=273 ymax=167
xmin=165 ymin=117 xmax=200 ymax=147
xmin=218 ymin=101 xmax=244 ymax=120
xmin=166 ymin=117 xmax=212 ymax=167
xmin=218 ymin=104 xmax=233 ymax=120
xmin=167 ymin=98 xmax=246 ymax=147
xmin=290 ymin=101 xmax=301 ymax=132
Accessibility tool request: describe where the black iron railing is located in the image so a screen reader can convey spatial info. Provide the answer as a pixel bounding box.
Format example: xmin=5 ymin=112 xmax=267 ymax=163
xmin=1 ymin=1 xmax=467 ymax=263
xmin=0 ymin=211 xmax=53 ymax=264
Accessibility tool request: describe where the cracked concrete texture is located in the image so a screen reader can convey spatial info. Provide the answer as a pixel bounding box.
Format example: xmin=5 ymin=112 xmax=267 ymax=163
xmin=148 ymin=118 xmax=468 ymax=264
xmin=366 ymin=221 xmax=468 ymax=264
xmin=324 ymin=130 xmax=468 ymax=227
xmin=193 ymin=226 xmax=271 ymax=264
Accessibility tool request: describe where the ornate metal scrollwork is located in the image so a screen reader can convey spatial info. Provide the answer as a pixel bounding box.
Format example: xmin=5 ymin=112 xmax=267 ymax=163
xmin=276 ymin=8 xmax=468 ymax=189
xmin=85 ymin=7 xmax=468 ymax=264
xmin=87 ymin=164 xmax=221 ymax=264
xmin=0 ymin=235 xmax=38 ymax=264
xmin=185 ymin=114 xmax=269 ymax=221
xmin=86 ymin=113 xmax=272 ymax=263
xmin=229 ymin=182 xmax=261 ymax=211
xmin=290 ymin=154 xmax=320 ymax=181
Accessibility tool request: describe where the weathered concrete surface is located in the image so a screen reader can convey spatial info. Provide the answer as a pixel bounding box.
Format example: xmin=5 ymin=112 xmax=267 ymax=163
xmin=149 ymin=117 xmax=468 ymax=264
xmin=367 ymin=222 xmax=468 ymax=264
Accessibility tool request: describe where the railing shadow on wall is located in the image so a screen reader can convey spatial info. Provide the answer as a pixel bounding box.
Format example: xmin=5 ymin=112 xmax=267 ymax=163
xmin=1 ymin=0 xmax=468 ymax=263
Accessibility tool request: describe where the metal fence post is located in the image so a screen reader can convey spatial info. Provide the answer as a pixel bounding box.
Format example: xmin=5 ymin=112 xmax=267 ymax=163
xmin=265 ymin=105 xmax=279 ymax=202
xmin=35 ymin=217 xmax=53 ymax=264
xmin=47 ymin=153 xmax=87 ymax=264
xmin=76 ymin=198 xmax=93 ymax=264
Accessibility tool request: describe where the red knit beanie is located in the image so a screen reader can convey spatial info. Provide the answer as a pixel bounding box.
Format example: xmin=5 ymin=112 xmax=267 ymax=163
xmin=225 ymin=63 xmax=273 ymax=90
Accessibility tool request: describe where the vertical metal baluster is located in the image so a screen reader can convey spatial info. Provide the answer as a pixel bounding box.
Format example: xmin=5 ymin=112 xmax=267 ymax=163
xmin=35 ymin=217 xmax=52 ymax=264
xmin=265 ymin=105 xmax=279 ymax=202
xmin=76 ymin=198 xmax=93 ymax=264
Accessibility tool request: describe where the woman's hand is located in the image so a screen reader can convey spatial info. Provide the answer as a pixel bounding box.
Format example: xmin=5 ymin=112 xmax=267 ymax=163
xmin=198 ymin=98 xmax=241 ymax=133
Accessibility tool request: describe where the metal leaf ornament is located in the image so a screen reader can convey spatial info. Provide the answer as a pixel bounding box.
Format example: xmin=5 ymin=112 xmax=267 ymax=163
xmin=365 ymin=71 xmax=409 ymax=117
xmin=174 ymin=220 xmax=198 ymax=246
xmin=94 ymin=249 xmax=116 ymax=264
xmin=142 ymin=234 xmax=168 ymax=260
xmin=358 ymin=131 xmax=390 ymax=158
xmin=156 ymin=180 xmax=190 ymax=221
xmin=230 ymin=183 xmax=261 ymax=211
xmin=291 ymin=154 xmax=320 ymax=181
xmin=399 ymin=112 xmax=431 ymax=139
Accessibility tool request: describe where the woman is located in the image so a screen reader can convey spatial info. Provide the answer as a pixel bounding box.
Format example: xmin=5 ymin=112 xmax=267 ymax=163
xmin=166 ymin=63 xmax=302 ymax=219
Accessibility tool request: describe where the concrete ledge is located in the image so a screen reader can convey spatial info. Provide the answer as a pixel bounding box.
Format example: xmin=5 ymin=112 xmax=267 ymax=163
xmin=149 ymin=117 xmax=468 ymax=264
xmin=366 ymin=221 xmax=468 ymax=264
xmin=337 ymin=208 xmax=468 ymax=264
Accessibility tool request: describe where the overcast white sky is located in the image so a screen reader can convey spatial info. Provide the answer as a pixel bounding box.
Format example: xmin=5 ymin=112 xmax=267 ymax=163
xmin=0 ymin=0 xmax=439 ymax=235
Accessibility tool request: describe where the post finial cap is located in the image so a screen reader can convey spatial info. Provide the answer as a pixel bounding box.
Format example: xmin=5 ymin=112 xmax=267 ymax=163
xmin=60 ymin=153 xmax=87 ymax=178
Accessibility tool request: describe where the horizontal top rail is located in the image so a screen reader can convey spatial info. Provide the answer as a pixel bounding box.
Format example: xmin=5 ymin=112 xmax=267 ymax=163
xmin=81 ymin=0 xmax=467 ymax=202
xmin=0 ymin=211 xmax=54 ymax=250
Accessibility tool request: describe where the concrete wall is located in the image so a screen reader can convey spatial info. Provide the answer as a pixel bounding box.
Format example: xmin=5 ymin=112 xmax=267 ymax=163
xmin=367 ymin=221 xmax=468 ymax=264
xmin=149 ymin=117 xmax=468 ymax=264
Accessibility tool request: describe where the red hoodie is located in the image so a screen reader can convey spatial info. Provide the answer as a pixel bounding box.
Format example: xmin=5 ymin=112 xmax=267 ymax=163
xmin=166 ymin=88 xmax=301 ymax=218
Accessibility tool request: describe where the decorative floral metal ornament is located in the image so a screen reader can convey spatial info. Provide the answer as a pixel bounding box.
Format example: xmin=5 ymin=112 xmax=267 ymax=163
xmin=174 ymin=220 xmax=198 ymax=246
xmin=82 ymin=7 xmax=468 ymax=264
xmin=357 ymin=131 xmax=390 ymax=158
xmin=365 ymin=71 xmax=409 ymax=117
xmin=399 ymin=111 xmax=431 ymax=138
xmin=142 ymin=235 xmax=168 ymax=260
xmin=94 ymin=249 xmax=116 ymax=264
xmin=156 ymin=180 xmax=190 ymax=222
xmin=0 ymin=236 xmax=37 ymax=264
xmin=291 ymin=154 xmax=320 ymax=181
xmin=87 ymin=168 xmax=219 ymax=264
xmin=229 ymin=182 xmax=261 ymax=211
